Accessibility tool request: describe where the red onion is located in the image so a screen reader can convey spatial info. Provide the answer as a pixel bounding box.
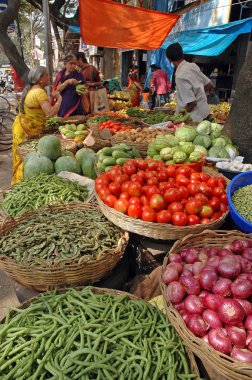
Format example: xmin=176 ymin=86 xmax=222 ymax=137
xmin=202 ymin=334 xmax=209 ymax=344
xmin=174 ymin=301 xmax=185 ymax=312
xmin=180 ymin=269 xmax=193 ymax=277
xmin=231 ymin=240 xmax=245 ymax=254
xmin=218 ymin=255 xmax=241 ymax=279
xmin=247 ymin=274 xmax=252 ymax=282
xmin=208 ymin=247 xmax=219 ymax=257
xmin=236 ymin=322 xmax=246 ymax=330
xmin=184 ymin=264 xmax=193 ymax=272
xmin=202 ymin=265 xmax=218 ymax=274
xmin=245 ymin=316 xmax=252 ymax=331
xmin=218 ymin=248 xmax=233 ymax=258
xmin=226 ymin=326 xmax=246 ymax=348
xmin=223 ymin=243 xmax=232 ymax=251
xmin=179 ymin=276 xmax=201 ymax=295
xmin=237 ymin=273 xmax=250 ymax=281
xmin=198 ymin=248 xmax=209 ymax=257
xmin=187 ymin=315 xmax=208 ymax=337
xmin=208 ymin=328 xmax=232 ymax=354
xmin=236 ymin=299 xmax=252 ymax=316
xmin=242 ymin=248 xmax=252 ymax=262
xmin=180 ymin=310 xmax=192 ymax=325
xmin=231 ymin=279 xmax=252 ymax=299
xmin=184 ymin=295 xmax=205 ymax=314
xmin=199 ymin=271 xmax=218 ymax=291
xmin=248 ymin=341 xmax=252 ymax=353
xmin=231 ymin=348 xmax=252 ymax=363
xmin=169 ymin=253 xmax=182 ymax=263
xmin=218 ymin=299 xmax=245 ymax=326
xmin=167 ymin=262 xmax=184 ymax=274
xmin=162 ymin=267 xmax=179 ymax=285
xmin=198 ymin=291 xmax=209 ymax=303
xmin=184 ymin=251 xmax=198 ymax=264
xmin=241 ymin=240 xmax=252 ymax=249
xmin=207 ymin=256 xmax=220 ymax=268
xmin=198 ymin=251 xmax=208 ymax=263
xmin=246 ymin=331 xmax=252 ymax=347
xmin=192 ymin=261 xmax=204 ymax=275
xmin=203 ymin=293 xmax=223 ymax=311
xmin=212 ymin=278 xmax=232 ymax=297
xmin=180 ymin=248 xmax=199 ymax=261
xmin=240 ymin=258 xmax=252 ymax=274
xmin=202 ymin=309 xmax=222 ymax=329
xmin=166 ymin=281 xmax=186 ymax=303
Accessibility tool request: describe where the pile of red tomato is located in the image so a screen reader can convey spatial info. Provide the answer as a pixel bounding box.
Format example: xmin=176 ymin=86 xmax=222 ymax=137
xmin=95 ymin=159 xmax=228 ymax=226
xmin=98 ymin=121 xmax=133 ymax=134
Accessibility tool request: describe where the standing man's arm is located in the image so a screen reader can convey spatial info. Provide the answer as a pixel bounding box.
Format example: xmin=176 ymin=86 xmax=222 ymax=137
xmin=176 ymin=78 xmax=196 ymax=112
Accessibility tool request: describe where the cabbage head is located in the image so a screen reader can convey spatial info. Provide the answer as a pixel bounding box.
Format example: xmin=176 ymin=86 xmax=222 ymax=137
xmin=173 ymin=151 xmax=187 ymax=163
xmin=163 ymin=134 xmax=179 ymax=147
xmin=213 ymin=137 xmax=226 ymax=147
xmin=194 ymin=145 xmax=208 ymax=156
xmin=218 ymin=147 xmax=230 ymax=159
xmin=196 ymin=120 xmax=211 ymax=135
xmin=210 ymin=123 xmax=223 ymax=134
xmin=223 ymin=135 xmax=232 ymax=145
xmin=189 ymin=151 xmax=202 ymax=163
xmin=160 ymin=147 xmax=174 ymax=161
xmin=210 ymin=130 xmax=222 ymax=139
xmin=181 ymin=142 xmax=195 ymax=155
xmin=208 ymin=146 xmax=222 ymax=158
xmin=193 ymin=134 xmax=212 ymax=149
xmin=175 ymin=126 xmax=197 ymax=142
xmin=225 ymin=144 xmax=238 ymax=159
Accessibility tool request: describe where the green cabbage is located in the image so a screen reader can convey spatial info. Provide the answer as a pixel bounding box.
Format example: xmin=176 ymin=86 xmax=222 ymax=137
xmin=189 ymin=151 xmax=202 ymax=162
xmin=193 ymin=134 xmax=212 ymax=149
xmin=218 ymin=147 xmax=230 ymax=159
xmin=163 ymin=134 xmax=179 ymax=147
xmin=160 ymin=147 xmax=174 ymax=160
xmin=208 ymin=146 xmax=229 ymax=158
xmin=153 ymin=155 xmax=163 ymax=161
xmin=175 ymin=126 xmax=197 ymax=142
xmin=194 ymin=145 xmax=208 ymax=156
xmin=223 ymin=135 xmax=232 ymax=145
xmin=213 ymin=137 xmax=226 ymax=147
xmin=173 ymin=151 xmax=187 ymax=163
xmin=154 ymin=141 xmax=169 ymax=152
xmin=181 ymin=142 xmax=195 ymax=155
xmin=225 ymin=144 xmax=238 ymax=158
xmin=210 ymin=130 xmax=222 ymax=139
xmin=210 ymin=123 xmax=223 ymax=133
xmin=196 ymin=120 xmax=211 ymax=135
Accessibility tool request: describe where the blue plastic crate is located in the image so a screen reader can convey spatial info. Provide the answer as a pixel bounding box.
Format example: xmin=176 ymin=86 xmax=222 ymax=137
xmin=227 ymin=171 xmax=252 ymax=233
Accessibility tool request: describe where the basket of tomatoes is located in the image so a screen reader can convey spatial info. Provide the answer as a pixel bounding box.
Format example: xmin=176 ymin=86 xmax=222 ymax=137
xmin=95 ymin=159 xmax=229 ymax=240
xmin=98 ymin=120 xmax=134 ymax=135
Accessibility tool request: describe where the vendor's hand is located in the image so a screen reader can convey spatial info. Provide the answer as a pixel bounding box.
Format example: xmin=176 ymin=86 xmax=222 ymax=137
xmin=67 ymin=78 xmax=78 ymax=85
xmin=51 ymin=90 xmax=61 ymax=101
xmin=186 ymin=101 xmax=197 ymax=112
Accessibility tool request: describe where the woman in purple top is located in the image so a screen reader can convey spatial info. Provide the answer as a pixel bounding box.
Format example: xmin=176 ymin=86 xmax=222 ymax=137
xmin=150 ymin=64 xmax=172 ymax=108
xmin=52 ymin=54 xmax=85 ymax=118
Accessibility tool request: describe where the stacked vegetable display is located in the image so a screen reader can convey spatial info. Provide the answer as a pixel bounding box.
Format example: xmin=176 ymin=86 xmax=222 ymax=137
xmin=232 ymin=185 xmax=252 ymax=223
xmin=144 ymin=111 xmax=191 ymax=126
xmin=163 ymin=239 xmax=252 ymax=362
xmin=98 ymin=120 xmax=133 ymax=134
xmin=0 ymin=287 xmax=200 ymax=379
xmin=113 ymin=127 xmax=169 ymax=145
xmin=96 ymin=159 xmax=228 ymax=225
xmin=58 ymin=123 xmax=89 ymax=142
xmin=96 ymin=144 xmax=141 ymax=173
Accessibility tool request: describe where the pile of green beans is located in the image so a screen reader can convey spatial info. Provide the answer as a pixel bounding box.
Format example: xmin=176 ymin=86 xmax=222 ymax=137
xmin=2 ymin=174 xmax=89 ymax=217
xmin=232 ymin=184 xmax=252 ymax=223
xmin=0 ymin=287 xmax=201 ymax=379
xmin=0 ymin=209 xmax=121 ymax=265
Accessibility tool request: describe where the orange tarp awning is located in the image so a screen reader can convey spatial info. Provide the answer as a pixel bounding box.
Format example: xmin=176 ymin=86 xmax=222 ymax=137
xmin=79 ymin=0 xmax=180 ymax=50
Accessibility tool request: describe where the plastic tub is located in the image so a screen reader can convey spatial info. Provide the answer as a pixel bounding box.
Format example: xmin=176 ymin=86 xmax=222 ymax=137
xmin=227 ymin=171 xmax=252 ymax=233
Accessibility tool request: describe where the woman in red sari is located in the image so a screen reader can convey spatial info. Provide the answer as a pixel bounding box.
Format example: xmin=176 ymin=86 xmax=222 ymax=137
xmin=53 ymin=54 xmax=85 ymax=117
xmin=128 ymin=65 xmax=142 ymax=107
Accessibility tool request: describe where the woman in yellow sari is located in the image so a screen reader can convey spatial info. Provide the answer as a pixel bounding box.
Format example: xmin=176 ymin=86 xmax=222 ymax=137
xmin=12 ymin=66 xmax=62 ymax=185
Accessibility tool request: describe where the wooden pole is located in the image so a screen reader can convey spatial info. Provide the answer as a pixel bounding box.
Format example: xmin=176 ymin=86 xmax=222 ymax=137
xmin=42 ymin=0 xmax=53 ymax=93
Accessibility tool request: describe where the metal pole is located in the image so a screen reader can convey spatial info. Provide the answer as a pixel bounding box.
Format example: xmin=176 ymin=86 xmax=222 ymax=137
xmin=42 ymin=0 xmax=53 ymax=93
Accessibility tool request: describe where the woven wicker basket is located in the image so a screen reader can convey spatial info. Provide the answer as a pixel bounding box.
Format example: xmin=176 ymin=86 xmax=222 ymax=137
xmin=0 ymin=286 xmax=200 ymax=377
xmin=17 ymin=136 xmax=77 ymax=160
xmin=0 ymin=203 xmax=128 ymax=291
xmin=111 ymin=136 xmax=148 ymax=157
xmin=161 ymin=229 xmax=252 ymax=380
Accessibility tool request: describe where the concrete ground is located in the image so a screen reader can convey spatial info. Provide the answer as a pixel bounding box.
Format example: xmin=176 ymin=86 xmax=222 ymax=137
xmin=0 ymin=93 xmax=20 ymax=320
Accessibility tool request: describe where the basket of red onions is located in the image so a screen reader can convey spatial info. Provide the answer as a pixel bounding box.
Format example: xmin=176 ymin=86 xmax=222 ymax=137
xmin=161 ymin=229 xmax=252 ymax=380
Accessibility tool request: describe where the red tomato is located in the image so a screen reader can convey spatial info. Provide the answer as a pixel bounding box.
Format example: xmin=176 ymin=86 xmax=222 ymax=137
xmin=114 ymin=199 xmax=129 ymax=214
xmin=136 ymin=159 xmax=147 ymax=170
xmin=166 ymin=178 xmax=177 ymax=188
xmin=185 ymin=199 xmax=203 ymax=215
xmin=95 ymin=183 xmax=106 ymax=193
xmin=176 ymin=166 xmax=192 ymax=178
xmin=123 ymin=162 xmax=137 ymax=176
xmin=187 ymin=214 xmax=200 ymax=225
xmin=120 ymin=192 xmax=130 ymax=201
xmin=159 ymin=182 xmax=169 ymax=195
xmin=164 ymin=188 xmax=181 ymax=203
xmin=104 ymin=194 xmax=117 ymax=208
xmin=98 ymin=187 xmax=111 ymax=200
xmin=140 ymin=195 xmax=149 ymax=206
xmin=213 ymin=186 xmax=225 ymax=197
xmin=209 ymin=197 xmax=221 ymax=211
xmin=217 ymin=177 xmax=226 ymax=188
xmin=180 ymin=198 xmax=188 ymax=207
xmin=128 ymin=204 xmax=142 ymax=219
xmin=207 ymin=177 xmax=218 ymax=189
xmin=190 ymin=172 xmax=202 ymax=182
xmin=149 ymin=194 xmax=165 ymax=212
xmin=178 ymin=186 xmax=189 ymax=199
xmin=128 ymin=182 xmax=142 ymax=197
xmin=129 ymin=196 xmax=143 ymax=206
xmin=200 ymin=205 xmax=214 ymax=219
xmin=219 ymin=193 xmax=228 ymax=205
xmin=168 ymin=202 xmax=184 ymax=214
xmin=176 ymin=174 xmax=190 ymax=187
xmin=211 ymin=211 xmax=223 ymax=221
xmin=157 ymin=171 xmax=168 ymax=182
xmin=114 ymin=174 xmax=129 ymax=185
xmin=121 ymin=181 xmax=131 ymax=193
xmin=147 ymin=177 xmax=159 ymax=186
xmin=145 ymin=170 xmax=157 ymax=179
xmin=108 ymin=182 xmax=121 ymax=197
xmin=188 ymin=183 xmax=201 ymax=196
xmin=156 ymin=210 xmax=172 ymax=224
xmin=172 ymin=212 xmax=187 ymax=226
xmin=136 ymin=170 xmax=146 ymax=179
xmin=200 ymin=218 xmax=211 ymax=224
xmin=156 ymin=161 xmax=166 ymax=171
xmin=141 ymin=207 xmax=156 ymax=222
xmin=200 ymin=173 xmax=210 ymax=182
xmin=220 ymin=203 xmax=228 ymax=213
xmin=146 ymin=185 xmax=160 ymax=199
xmin=195 ymin=193 xmax=209 ymax=205
xmin=199 ymin=183 xmax=212 ymax=198
xmin=166 ymin=165 xmax=177 ymax=178
xmin=147 ymin=161 xmax=159 ymax=171
xmin=95 ymin=176 xmax=110 ymax=188
xmin=108 ymin=167 xmax=123 ymax=181
xmin=131 ymin=174 xmax=144 ymax=186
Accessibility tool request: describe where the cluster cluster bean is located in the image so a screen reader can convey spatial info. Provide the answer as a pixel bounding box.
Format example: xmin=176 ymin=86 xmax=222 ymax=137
xmin=0 ymin=209 xmax=121 ymax=265
xmin=0 ymin=287 xmax=200 ymax=379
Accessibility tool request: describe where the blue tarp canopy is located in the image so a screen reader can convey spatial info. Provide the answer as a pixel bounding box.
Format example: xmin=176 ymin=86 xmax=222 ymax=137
xmin=161 ymin=17 xmax=252 ymax=56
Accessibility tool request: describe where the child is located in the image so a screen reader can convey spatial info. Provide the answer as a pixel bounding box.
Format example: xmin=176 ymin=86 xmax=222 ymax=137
xmin=141 ymin=87 xmax=150 ymax=109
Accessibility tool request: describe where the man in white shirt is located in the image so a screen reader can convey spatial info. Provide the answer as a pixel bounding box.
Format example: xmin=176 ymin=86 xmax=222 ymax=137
xmin=166 ymin=43 xmax=213 ymax=122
